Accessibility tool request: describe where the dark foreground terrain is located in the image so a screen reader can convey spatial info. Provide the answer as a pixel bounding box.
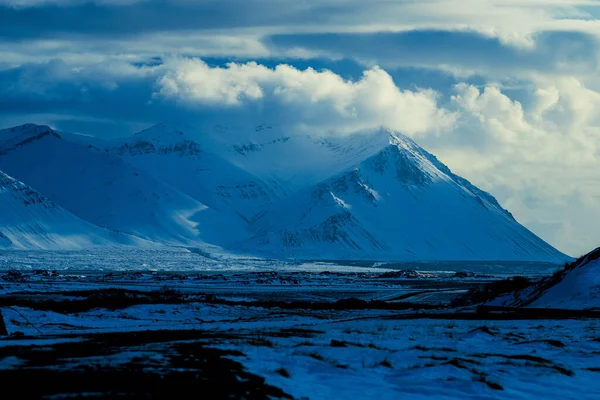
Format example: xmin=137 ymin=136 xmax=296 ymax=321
xmin=1 ymin=268 xmax=599 ymax=399
xmin=0 ymin=330 xmax=293 ymax=399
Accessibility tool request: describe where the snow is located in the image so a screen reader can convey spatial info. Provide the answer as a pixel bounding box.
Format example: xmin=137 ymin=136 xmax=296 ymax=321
xmin=1 ymin=258 xmax=599 ymax=399
xmin=222 ymin=318 xmax=600 ymax=400
xmin=101 ymin=123 xmax=286 ymax=245
xmin=0 ymin=123 xmax=596 ymax=399
xmin=208 ymin=126 xmax=392 ymax=193
xmin=0 ymin=123 xmax=54 ymax=144
xmin=2 ymin=296 xmax=600 ymax=399
xmin=529 ymin=257 xmax=600 ymax=309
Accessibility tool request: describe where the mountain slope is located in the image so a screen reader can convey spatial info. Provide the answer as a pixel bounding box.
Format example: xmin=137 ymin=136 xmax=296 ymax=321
xmin=197 ymin=123 xmax=390 ymax=193
xmin=0 ymin=125 xmax=208 ymax=245
xmin=0 ymin=170 xmax=148 ymax=250
xmin=106 ymin=124 xmax=284 ymax=225
xmin=244 ymin=132 xmax=567 ymax=262
xmin=490 ymin=247 xmax=600 ymax=309
xmin=529 ymin=248 xmax=600 ymax=309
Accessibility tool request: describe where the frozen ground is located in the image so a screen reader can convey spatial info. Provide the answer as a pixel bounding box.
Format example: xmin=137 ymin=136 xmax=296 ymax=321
xmin=0 ymin=260 xmax=600 ymax=399
xmin=1 ymin=297 xmax=599 ymax=399
xmin=0 ymin=248 xmax=562 ymax=275
xmin=1 ymin=253 xmax=595 ymax=399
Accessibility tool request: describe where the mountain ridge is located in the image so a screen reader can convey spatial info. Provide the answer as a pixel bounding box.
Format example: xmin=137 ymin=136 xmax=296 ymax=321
xmin=242 ymin=132 xmax=566 ymax=261
xmin=0 ymin=124 xmax=210 ymax=246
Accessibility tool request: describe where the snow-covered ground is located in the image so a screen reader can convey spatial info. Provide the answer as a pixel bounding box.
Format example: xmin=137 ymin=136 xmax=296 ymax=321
xmin=0 ymin=248 xmax=562 ymax=275
xmin=224 ymin=318 xmax=600 ymax=400
xmin=0 ymin=258 xmax=598 ymax=399
xmin=1 ymin=298 xmax=599 ymax=399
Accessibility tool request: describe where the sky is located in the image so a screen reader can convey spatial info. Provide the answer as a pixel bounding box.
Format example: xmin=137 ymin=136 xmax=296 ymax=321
xmin=1 ymin=0 xmax=600 ymax=256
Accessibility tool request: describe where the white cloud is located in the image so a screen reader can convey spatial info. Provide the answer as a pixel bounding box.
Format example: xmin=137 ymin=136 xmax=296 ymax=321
xmin=156 ymin=58 xmax=457 ymax=136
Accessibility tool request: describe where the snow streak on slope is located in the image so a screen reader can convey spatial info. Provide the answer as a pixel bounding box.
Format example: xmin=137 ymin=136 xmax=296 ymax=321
xmin=245 ymin=132 xmax=566 ymax=262
xmin=0 ymin=125 xmax=207 ymax=245
xmin=0 ymin=170 xmax=148 ymax=250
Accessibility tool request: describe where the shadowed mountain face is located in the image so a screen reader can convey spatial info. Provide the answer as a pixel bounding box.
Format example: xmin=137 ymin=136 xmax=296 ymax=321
xmin=0 ymin=170 xmax=149 ymax=250
xmin=0 ymin=123 xmax=568 ymax=262
xmin=0 ymin=125 xmax=207 ymax=245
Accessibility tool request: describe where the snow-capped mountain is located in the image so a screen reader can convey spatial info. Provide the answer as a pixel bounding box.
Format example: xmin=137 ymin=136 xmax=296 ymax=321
xmin=243 ymin=132 xmax=566 ymax=262
xmin=103 ymin=123 xmax=284 ymax=225
xmin=0 ymin=122 xmax=568 ymax=262
xmin=0 ymin=170 xmax=148 ymax=250
xmin=0 ymin=125 xmax=209 ymax=245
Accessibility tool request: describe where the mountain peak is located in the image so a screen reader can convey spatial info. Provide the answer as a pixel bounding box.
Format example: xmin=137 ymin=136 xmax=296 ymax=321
xmin=0 ymin=124 xmax=61 ymax=155
xmin=4 ymin=123 xmax=53 ymax=134
xmin=1 ymin=123 xmax=59 ymax=143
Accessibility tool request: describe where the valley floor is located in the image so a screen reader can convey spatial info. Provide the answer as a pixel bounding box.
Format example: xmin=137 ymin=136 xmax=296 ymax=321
xmin=0 ymin=258 xmax=597 ymax=399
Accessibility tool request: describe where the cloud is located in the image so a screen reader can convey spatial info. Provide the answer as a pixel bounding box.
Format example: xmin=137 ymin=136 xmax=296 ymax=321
xmin=1 ymin=0 xmax=597 ymax=41
xmin=266 ymin=30 xmax=600 ymax=79
xmin=0 ymin=57 xmax=456 ymax=137
xmin=0 ymin=0 xmax=143 ymax=7
xmin=1 ymin=0 xmax=599 ymax=67
xmin=0 ymin=58 xmax=161 ymax=130
xmin=155 ymin=58 xmax=456 ymax=135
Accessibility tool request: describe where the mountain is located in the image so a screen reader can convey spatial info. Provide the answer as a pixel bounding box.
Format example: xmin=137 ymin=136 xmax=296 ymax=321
xmin=0 ymin=170 xmax=148 ymax=250
xmin=243 ymin=132 xmax=566 ymax=262
xmin=102 ymin=124 xmax=284 ymax=228
xmin=0 ymin=124 xmax=209 ymax=245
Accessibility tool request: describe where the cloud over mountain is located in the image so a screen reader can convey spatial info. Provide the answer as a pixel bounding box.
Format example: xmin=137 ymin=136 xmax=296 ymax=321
xmin=156 ymin=59 xmax=456 ymax=135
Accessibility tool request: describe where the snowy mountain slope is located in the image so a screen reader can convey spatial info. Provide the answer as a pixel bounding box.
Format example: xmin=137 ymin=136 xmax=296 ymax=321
xmin=198 ymin=123 xmax=391 ymax=193
xmin=244 ymin=132 xmax=567 ymax=262
xmin=0 ymin=125 xmax=209 ymax=245
xmin=0 ymin=123 xmax=53 ymax=145
xmin=0 ymin=170 xmax=150 ymax=250
xmin=530 ymin=250 xmax=600 ymax=309
xmin=104 ymin=124 xmax=285 ymax=226
xmin=490 ymin=247 xmax=600 ymax=309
